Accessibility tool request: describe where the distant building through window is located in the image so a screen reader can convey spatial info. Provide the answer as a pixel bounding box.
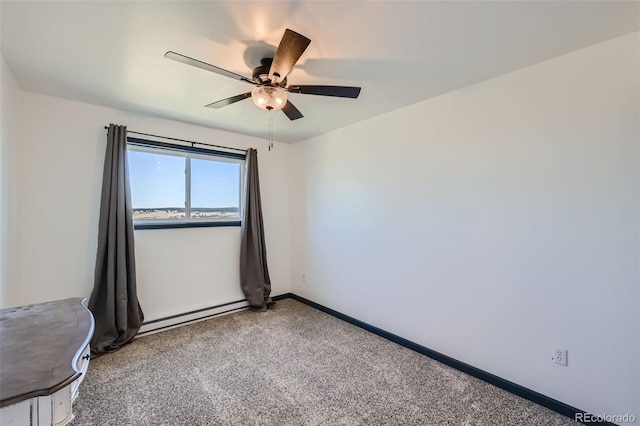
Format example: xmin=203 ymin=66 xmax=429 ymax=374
xmin=127 ymin=139 xmax=245 ymax=229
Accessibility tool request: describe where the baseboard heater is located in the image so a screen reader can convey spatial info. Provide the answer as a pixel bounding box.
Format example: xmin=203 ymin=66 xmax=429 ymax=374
xmin=136 ymin=298 xmax=250 ymax=336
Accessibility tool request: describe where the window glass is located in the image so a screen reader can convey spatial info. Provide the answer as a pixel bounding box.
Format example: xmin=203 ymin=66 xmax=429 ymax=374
xmin=127 ymin=142 xmax=244 ymax=228
xmin=191 ymin=158 xmax=241 ymax=220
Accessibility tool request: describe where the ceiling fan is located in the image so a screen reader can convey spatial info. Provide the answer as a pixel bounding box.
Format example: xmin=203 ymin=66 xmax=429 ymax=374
xmin=165 ymin=29 xmax=361 ymax=121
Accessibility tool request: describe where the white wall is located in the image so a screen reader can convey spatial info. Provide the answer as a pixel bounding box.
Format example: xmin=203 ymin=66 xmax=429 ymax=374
xmin=0 ymin=55 xmax=21 ymax=305
xmin=3 ymin=24 xmax=637 ymax=421
xmin=291 ymin=33 xmax=639 ymax=418
xmin=2 ymin=80 xmax=292 ymax=322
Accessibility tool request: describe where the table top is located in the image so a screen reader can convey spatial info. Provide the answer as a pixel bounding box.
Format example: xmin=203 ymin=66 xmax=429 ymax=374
xmin=0 ymin=298 xmax=94 ymax=407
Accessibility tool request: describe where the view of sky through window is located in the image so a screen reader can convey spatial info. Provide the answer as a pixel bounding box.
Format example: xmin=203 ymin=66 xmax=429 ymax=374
xmin=128 ymin=150 xmax=185 ymax=208
xmin=191 ymin=158 xmax=240 ymax=209
xmin=128 ymin=149 xmax=241 ymax=221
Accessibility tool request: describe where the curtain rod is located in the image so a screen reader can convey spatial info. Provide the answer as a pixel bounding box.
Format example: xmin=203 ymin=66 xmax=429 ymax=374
xmin=103 ymin=126 xmax=247 ymax=153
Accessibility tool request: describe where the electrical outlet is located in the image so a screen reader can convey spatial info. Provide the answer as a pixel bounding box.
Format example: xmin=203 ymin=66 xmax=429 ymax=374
xmin=552 ymin=346 xmax=567 ymax=366
xmin=302 ymin=273 xmax=306 ymax=283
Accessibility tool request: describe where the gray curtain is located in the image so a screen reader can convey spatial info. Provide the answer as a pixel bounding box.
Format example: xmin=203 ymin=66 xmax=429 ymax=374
xmin=240 ymin=148 xmax=273 ymax=311
xmin=88 ymin=124 xmax=144 ymax=356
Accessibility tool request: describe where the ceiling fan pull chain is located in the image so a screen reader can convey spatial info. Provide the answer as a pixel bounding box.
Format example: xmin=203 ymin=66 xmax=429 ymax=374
xmin=271 ymin=117 xmax=274 ymax=151
xmin=268 ymin=116 xmax=273 ymax=152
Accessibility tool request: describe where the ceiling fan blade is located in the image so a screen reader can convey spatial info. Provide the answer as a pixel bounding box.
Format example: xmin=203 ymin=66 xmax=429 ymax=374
xmin=282 ymin=100 xmax=303 ymax=120
xmin=287 ymin=85 xmax=361 ymax=98
xmin=205 ymin=92 xmax=252 ymax=109
xmin=165 ymin=51 xmax=255 ymax=84
xmin=269 ymin=29 xmax=311 ymax=85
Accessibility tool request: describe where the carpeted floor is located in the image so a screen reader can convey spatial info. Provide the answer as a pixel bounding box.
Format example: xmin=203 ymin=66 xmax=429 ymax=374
xmin=72 ymin=299 xmax=577 ymax=425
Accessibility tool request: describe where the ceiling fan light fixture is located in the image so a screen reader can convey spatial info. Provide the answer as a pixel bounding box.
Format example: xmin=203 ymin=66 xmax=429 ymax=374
xmin=166 ymin=29 xmax=360 ymax=121
xmin=251 ymin=86 xmax=287 ymax=111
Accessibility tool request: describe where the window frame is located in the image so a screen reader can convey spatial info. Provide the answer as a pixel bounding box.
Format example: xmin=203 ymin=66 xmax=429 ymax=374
xmin=126 ymin=137 xmax=246 ymax=230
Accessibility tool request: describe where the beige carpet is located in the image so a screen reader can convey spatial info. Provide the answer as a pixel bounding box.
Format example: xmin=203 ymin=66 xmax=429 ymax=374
xmin=72 ymin=299 xmax=577 ymax=425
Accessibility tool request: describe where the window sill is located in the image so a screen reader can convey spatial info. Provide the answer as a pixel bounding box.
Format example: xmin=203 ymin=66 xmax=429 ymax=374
xmin=133 ymin=221 xmax=241 ymax=230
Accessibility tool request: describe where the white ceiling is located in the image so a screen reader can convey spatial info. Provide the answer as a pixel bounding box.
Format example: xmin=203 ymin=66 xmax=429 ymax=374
xmin=1 ymin=1 xmax=638 ymax=143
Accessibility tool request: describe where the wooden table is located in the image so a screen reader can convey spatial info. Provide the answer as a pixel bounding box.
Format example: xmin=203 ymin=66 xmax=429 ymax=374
xmin=0 ymin=298 xmax=94 ymax=426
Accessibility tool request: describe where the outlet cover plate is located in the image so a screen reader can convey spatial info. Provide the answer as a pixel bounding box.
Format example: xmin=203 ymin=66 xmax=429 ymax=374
xmin=553 ymin=346 xmax=567 ymax=366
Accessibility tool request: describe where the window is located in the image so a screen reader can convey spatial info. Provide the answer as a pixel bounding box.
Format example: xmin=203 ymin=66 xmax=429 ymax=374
xmin=127 ymin=138 xmax=245 ymax=229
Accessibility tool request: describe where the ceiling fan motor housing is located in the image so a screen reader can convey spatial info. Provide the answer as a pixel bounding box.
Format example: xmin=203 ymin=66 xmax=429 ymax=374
xmin=252 ymin=58 xmax=286 ymax=86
